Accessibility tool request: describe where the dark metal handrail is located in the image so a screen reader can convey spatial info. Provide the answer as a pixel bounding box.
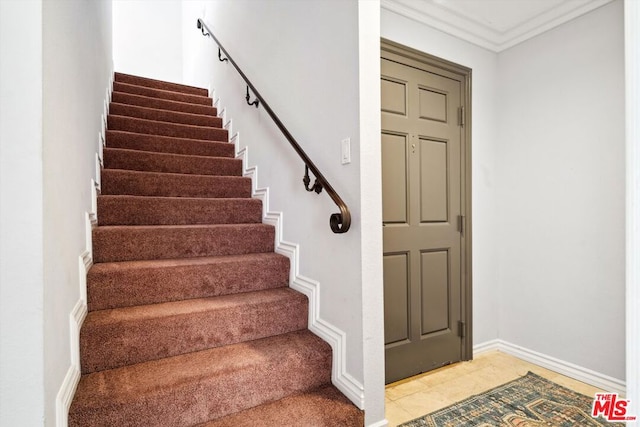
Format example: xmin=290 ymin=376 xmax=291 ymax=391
xmin=197 ymin=18 xmax=351 ymax=233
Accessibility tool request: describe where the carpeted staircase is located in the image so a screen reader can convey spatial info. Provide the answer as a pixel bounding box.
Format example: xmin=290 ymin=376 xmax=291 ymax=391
xmin=69 ymin=72 xmax=364 ymax=426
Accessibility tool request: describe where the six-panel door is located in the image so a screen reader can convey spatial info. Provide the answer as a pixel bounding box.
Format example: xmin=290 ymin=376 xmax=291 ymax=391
xmin=382 ymin=57 xmax=464 ymax=383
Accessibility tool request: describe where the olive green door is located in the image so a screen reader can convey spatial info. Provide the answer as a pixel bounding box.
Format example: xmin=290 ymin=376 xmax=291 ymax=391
xmin=382 ymin=53 xmax=468 ymax=384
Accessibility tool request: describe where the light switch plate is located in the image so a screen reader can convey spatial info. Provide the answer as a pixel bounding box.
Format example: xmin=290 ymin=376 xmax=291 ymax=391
xmin=341 ymin=138 xmax=351 ymax=164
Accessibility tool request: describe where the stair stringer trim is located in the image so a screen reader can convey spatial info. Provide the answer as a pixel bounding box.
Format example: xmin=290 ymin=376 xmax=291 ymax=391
xmin=56 ymin=211 xmax=96 ymax=427
xmin=56 ymin=70 xmax=113 ymax=427
xmin=221 ymin=106 xmax=366 ymax=410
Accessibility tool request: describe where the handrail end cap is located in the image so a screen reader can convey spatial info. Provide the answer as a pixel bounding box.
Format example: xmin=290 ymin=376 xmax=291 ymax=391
xmin=330 ymin=213 xmax=350 ymax=234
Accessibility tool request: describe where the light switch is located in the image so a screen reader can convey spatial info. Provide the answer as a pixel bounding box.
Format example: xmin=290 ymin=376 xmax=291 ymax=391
xmin=341 ymin=138 xmax=351 ymax=164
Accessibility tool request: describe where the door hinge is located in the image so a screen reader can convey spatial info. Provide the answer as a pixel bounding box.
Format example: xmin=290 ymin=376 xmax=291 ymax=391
xmin=457 ymin=320 xmax=466 ymax=338
xmin=457 ymin=214 xmax=465 ymax=236
xmin=458 ymin=106 xmax=465 ymax=127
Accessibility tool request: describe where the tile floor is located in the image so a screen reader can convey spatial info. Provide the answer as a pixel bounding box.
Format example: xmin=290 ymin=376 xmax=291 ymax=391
xmin=385 ymin=350 xmax=606 ymax=426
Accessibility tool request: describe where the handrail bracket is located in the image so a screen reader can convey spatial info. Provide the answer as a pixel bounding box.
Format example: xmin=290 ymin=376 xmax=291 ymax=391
xmin=246 ymin=86 xmax=259 ymax=108
xmin=218 ymin=48 xmax=228 ymax=62
xmin=303 ymin=165 xmax=323 ymax=194
xmin=197 ymin=19 xmax=210 ymax=37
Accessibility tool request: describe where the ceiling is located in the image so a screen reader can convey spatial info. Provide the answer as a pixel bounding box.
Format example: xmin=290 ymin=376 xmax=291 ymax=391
xmin=381 ymin=0 xmax=613 ymax=52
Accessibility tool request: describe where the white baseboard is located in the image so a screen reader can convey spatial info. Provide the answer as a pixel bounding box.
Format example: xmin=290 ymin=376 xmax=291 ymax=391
xmin=367 ymin=419 xmax=389 ymax=427
xmin=55 ymin=365 xmax=80 ymax=427
xmin=55 ymin=297 xmax=87 ymax=427
xmin=56 ymin=241 xmax=92 ymax=427
xmin=473 ymin=339 xmax=501 ymax=355
xmin=229 ymin=123 xmax=365 ymax=409
xmin=474 ymin=339 xmax=626 ymax=395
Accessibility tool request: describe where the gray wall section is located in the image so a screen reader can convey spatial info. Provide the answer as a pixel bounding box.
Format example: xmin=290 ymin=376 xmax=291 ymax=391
xmin=496 ymin=0 xmax=625 ymax=380
xmin=624 ymin=0 xmax=640 ymax=416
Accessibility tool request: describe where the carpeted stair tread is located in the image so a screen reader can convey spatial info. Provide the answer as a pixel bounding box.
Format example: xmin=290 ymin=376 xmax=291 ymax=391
xmin=115 ymin=72 xmax=209 ymax=97
xmin=81 ymin=288 xmax=308 ymax=373
xmin=109 ymin=102 xmax=222 ymax=127
xmin=87 ymin=253 xmax=290 ymax=311
xmin=106 ymin=130 xmax=234 ymax=158
xmin=68 ymin=330 xmax=332 ymax=427
xmin=197 ymin=385 xmax=364 ymax=427
xmin=113 ymin=81 xmax=212 ymax=106
xmin=103 ymin=148 xmax=242 ymax=177
xmin=112 ymin=91 xmax=218 ymax=116
xmin=101 ymin=169 xmax=251 ymax=198
xmin=97 ymin=195 xmax=262 ymax=226
xmin=108 ymin=115 xmax=227 ymax=141
xmin=93 ymin=223 xmax=275 ymax=262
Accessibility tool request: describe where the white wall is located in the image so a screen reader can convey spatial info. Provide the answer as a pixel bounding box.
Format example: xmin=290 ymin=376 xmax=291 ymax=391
xmin=381 ymin=8 xmax=501 ymax=346
xmin=0 ymin=1 xmax=45 ymax=424
xmin=496 ymin=0 xmax=625 ymax=381
xmin=182 ymin=1 xmax=385 ymax=425
xmin=113 ymin=0 xmax=182 ymax=83
xmin=0 ymin=1 xmax=112 ymax=425
xmin=42 ymin=0 xmax=113 ymax=423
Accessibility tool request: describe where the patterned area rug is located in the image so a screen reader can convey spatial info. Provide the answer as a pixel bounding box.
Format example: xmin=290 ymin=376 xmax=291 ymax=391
xmin=399 ymin=372 xmax=623 ymax=426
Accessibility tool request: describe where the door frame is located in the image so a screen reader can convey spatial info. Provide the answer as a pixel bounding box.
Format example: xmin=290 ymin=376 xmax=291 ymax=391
xmin=381 ymin=38 xmax=473 ymax=362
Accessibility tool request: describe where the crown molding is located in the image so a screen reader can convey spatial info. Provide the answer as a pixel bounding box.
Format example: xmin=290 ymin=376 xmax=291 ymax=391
xmin=381 ymin=0 xmax=613 ymax=52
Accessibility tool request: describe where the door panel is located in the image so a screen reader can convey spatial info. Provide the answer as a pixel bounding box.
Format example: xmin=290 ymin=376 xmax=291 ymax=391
xmin=381 ymin=133 xmax=409 ymax=224
xmin=381 ymin=78 xmax=407 ymax=116
xmin=382 ymin=56 xmax=465 ymax=383
xmin=418 ymin=88 xmax=447 ymax=122
xmin=420 ymin=250 xmax=450 ymax=335
xmin=383 ymin=253 xmax=410 ymax=345
xmin=420 ymin=138 xmax=449 ymax=222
